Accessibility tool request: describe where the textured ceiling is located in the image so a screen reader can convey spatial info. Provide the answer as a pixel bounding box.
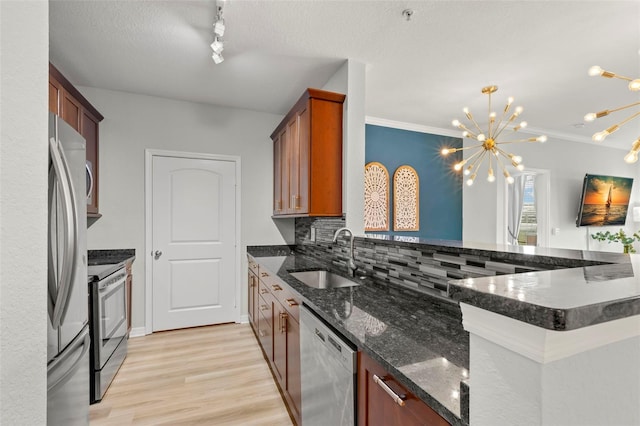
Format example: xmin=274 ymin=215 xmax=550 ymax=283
xmin=50 ymin=0 xmax=640 ymax=150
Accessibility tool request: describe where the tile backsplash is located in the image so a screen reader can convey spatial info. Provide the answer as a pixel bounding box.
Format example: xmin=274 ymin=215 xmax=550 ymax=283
xmin=294 ymin=217 xmax=568 ymax=300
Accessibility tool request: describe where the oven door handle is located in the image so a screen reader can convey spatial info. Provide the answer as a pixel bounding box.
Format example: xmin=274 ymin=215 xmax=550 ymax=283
xmin=99 ymin=273 xmax=127 ymax=293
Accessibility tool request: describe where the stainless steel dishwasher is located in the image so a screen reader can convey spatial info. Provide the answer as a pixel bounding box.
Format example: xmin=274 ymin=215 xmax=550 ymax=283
xmin=300 ymin=305 xmax=357 ymax=425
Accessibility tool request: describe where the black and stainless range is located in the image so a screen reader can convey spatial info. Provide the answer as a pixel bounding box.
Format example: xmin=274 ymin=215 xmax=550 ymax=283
xmin=88 ymin=263 xmax=128 ymax=403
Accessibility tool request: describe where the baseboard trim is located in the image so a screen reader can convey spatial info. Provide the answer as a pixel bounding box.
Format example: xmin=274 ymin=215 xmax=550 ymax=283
xmin=129 ymin=327 xmax=147 ymax=338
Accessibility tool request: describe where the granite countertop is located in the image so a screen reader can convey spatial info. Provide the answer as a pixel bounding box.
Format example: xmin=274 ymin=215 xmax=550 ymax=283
xmin=248 ymin=248 xmax=469 ymax=426
xmin=447 ymin=251 xmax=640 ymax=331
xmin=88 ymin=249 xmax=136 ymax=281
xmin=360 ymin=235 xmax=640 ymax=331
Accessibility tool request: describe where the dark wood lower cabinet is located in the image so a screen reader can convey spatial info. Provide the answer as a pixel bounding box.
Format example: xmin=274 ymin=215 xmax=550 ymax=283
xmin=248 ymin=261 xmax=301 ymax=425
xmin=125 ymin=261 xmax=133 ymax=333
xmin=358 ymin=351 xmax=451 ymax=426
xmin=285 ymin=315 xmax=301 ymax=421
xmin=248 ymin=268 xmax=258 ymax=331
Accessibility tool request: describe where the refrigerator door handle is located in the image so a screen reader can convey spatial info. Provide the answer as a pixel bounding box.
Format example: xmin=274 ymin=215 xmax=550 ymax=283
xmin=86 ymin=160 xmax=94 ymax=199
xmin=48 ymin=137 xmax=78 ymax=328
xmin=47 ymin=327 xmax=90 ymax=393
xmin=56 ymin=139 xmax=80 ymax=326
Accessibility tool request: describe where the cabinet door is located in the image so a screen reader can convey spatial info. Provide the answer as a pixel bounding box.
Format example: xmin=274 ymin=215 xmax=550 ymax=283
xmin=257 ymin=310 xmax=272 ymax=362
xmin=273 ymin=303 xmax=287 ymax=384
xmin=286 ymin=316 xmax=302 ymax=423
xmin=49 ymin=77 xmax=62 ymax=114
xmin=273 ymin=132 xmax=284 ymax=215
xmin=358 ymin=352 xmax=450 ymax=426
xmin=296 ymin=106 xmax=310 ymax=214
xmin=287 ymin=116 xmax=300 ymax=214
xmin=81 ymin=110 xmax=99 ymax=215
xmin=248 ymin=270 xmax=256 ymax=329
xmin=126 ymin=262 xmax=133 ymax=333
xmin=61 ymin=91 xmax=82 ymax=132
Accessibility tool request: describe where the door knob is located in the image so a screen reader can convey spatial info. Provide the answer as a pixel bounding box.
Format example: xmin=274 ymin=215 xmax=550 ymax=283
xmin=154 ymin=250 xmax=162 ymax=259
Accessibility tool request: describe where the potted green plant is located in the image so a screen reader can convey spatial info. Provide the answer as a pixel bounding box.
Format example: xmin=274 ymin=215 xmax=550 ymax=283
xmin=591 ymin=229 xmax=640 ymax=253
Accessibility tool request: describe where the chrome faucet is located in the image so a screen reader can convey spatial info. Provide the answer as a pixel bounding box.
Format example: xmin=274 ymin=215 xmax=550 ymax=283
xmin=332 ymin=227 xmax=357 ymax=277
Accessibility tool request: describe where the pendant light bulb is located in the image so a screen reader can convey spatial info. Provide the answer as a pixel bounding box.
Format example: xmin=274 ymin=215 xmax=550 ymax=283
xmin=592 ymin=131 xmax=608 ymax=142
xmin=441 ymin=148 xmax=451 ymax=156
xmin=454 ymin=160 xmax=466 ymax=171
xmin=629 ymin=79 xmax=640 ymax=91
xmin=588 ymin=65 xmax=603 ymax=77
xmin=466 ymin=173 xmax=477 ymax=186
xmin=584 ymin=113 xmax=596 ymax=122
xmin=536 ymin=135 xmax=547 ymax=143
xmin=487 ymin=168 xmax=496 ymax=182
xmin=624 ymin=151 xmax=638 ymax=164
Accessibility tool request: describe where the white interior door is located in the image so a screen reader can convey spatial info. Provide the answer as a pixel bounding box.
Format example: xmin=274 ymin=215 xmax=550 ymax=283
xmin=151 ymin=155 xmax=237 ymax=331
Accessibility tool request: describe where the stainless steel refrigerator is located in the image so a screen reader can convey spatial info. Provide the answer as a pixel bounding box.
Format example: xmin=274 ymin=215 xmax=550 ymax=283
xmin=47 ymin=112 xmax=90 ymax=425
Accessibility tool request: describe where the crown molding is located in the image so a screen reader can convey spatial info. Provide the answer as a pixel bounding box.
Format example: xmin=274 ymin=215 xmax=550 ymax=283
xmin=365 ymin=116 xmax=461 ymax=138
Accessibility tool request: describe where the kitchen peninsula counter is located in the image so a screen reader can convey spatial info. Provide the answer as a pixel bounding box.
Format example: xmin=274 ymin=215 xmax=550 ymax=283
xmin=249 ymin=238 xmax=640 ymax=425
xmin=248 ymin=246 xmax=470 ymax=426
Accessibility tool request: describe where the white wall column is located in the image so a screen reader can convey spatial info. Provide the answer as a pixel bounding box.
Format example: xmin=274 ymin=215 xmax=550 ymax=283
xmin=462 ymin=304 xmax=640 ymax=426
xmin=0 ymin=1 xmax=49 ymax=424
xmin=323 ymin=59 xmax=366 ymax=233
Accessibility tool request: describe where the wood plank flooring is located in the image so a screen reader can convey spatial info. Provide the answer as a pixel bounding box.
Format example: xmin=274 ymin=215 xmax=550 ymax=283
xmin=90 ymin=323 xmax=293 ymax=426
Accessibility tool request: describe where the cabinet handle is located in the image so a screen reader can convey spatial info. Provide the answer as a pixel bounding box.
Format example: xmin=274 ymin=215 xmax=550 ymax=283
xmin=271 ymin=284 xmax=282 ymax=291
xmin=249 ymin=277 xmax=255 ymax=287
xmin=260 ymin=288 xmax=268 ymax=295
xmin=261 ymin=272 xmax=268 ymax=277
xmin=280 ymin=312 xmax=288 ymax=333
xmin=260 ymin=304 xmax=268 ymax=311
xmin=285 ymin=298 xmax=298 ymax=307
xmin=373 ymin=374 xmax=406 ymax=407
xmin=295 ymin=195 xmax=301 ymax=209
xmin=276 ymin=199 xmax=282 ymax=211
xmin=259 ymin=329 xmax=266 ymax=337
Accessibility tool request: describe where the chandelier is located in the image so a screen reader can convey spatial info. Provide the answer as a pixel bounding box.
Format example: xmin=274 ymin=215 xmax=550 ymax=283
xmin=441 ymin=85 xmax=547 ymax=186
xmin=584 ymin=66 xmax=640 ymax=163
xmin=211 ymin=5 xmax=225 ymax=64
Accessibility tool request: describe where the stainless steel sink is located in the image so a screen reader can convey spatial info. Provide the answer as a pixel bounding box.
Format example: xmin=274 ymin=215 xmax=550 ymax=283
xmin=289 ymin=270 xmax=361 ymax=289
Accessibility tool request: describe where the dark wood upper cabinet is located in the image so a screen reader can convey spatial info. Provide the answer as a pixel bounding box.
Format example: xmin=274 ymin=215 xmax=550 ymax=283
xmin=270 ymin=88 xmax=345 ymax=217
xmin=49 ymin=63 xmax=103 ymax=218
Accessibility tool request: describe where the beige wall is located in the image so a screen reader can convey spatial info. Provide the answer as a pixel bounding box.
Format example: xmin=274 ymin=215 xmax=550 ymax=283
xmin=79 ymin=86 xmax=285 ymax=331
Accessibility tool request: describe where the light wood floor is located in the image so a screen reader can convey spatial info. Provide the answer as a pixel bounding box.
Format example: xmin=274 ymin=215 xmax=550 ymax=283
xmin=90 ymin=323 xmax=293 ymax=426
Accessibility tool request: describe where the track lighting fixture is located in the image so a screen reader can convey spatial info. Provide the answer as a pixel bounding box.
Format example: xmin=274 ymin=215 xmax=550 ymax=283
xmin=211 ymin=5 xmax=225 ymax=64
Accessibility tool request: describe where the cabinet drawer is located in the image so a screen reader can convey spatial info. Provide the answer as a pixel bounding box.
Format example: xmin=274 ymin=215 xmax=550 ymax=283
xmin=260 ymin=270 xmax=300 ymax=322
xmin=277 ymin=288 xmax=300 ymax=323
xmin=258 ymin=291 xmax=273 ymax=329
xmin=248 ymin=257 xmax=259 ymax=275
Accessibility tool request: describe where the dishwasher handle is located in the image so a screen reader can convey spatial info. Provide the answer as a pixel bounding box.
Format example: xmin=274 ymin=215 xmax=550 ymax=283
xmin=373 ymin=374 xmax=406 ymax=407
